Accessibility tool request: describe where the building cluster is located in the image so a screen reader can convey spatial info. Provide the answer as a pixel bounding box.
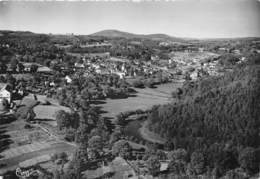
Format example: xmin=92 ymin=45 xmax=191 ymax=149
xmin=79 ymin=41 xmax=112 ymax=48
xmin=70 ymin=53 xmax=163 ymax=80
xmin=167 ymin=52 xmax=222 ymax=80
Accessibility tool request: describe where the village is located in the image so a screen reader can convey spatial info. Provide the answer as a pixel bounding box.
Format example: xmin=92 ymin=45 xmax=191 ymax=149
xmin=0 ymin=30 xmax=259 ymax=179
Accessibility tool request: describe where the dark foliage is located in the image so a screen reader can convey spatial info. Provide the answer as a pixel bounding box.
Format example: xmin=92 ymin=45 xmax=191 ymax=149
xmin=147 ymin=62 xmax=260 ymax=177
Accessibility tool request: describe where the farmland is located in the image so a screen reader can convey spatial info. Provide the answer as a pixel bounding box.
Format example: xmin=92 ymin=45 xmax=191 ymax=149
xmin=0 ymin=94 xmax=75 ymax=175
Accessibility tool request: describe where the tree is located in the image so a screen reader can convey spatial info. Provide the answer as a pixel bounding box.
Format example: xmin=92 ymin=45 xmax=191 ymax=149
xmin=0 ymin=61 xmax=7 ymax=73
xmin=112 ymin=140 xmax=132 ymax=159
xmin=26 ymin=109 xmax=36 ymax=122
xmin=167 ymin=148 xmax=188 ymax=162
xmin=132 ymin=79 xmax=144 ymax=88
xmin=88 ymin=135 xmax=103 ymax=153
xmin=0 ymin=98 xmax=9 ymax=111
xmin=190 ymin=151 xmax=205 ymax=175
xmin=64 ymin=128 xmax=76 ymax=142
xmin=66 ymin=150 xmax=85 ymax=179
xmin=88 ymin=148 xmax=100 ymax=160
xmin=171 ymin=88 xmax=183 ymax=99
xmin=77 ymin=142 xmax=89 ymax=164
xmin=51 ymin=152 xmax=68 ymax=170
xmin=238 ymin=147 xmax=258 ymax=174
xmin=64 ymin=143 xmax=88 ymax=179
xmin=115 ymin=113 xmax=126 ymax=126
xmin=224 ymin=167 xmax=249 ymax=179
xmin=109 ymin=130 xmax=122 ymax=144
xmin=146 ymin=156 xmax=161 ymax=176
xmin=55 ymin=110 xmax=71 ymax=130
xmin=10 ymin=57 xmax=18 ymax=72
xmin=6 ymin=73 xmax=16 ymax=88
xmin=168 ymin=160 xmax=186 ymax=175
xmin=156 ymin=150 xmax=167 ymax=160
xmin=75 ymin=123 xmax=90 ymax=144
xmin=167 ymin=148 xmax=188 ymax=175
xmin=144 ymin=78 xmax=155 ymax=88
xmin=17 ymin=63 xmax=25 ymax=73
xmin=53 ymin=170 xmax=61 ymax=179
xmin=30 ymin=64 xmax=38 ymax=73
xmin=219 ymin=54 xmax=240 ymax=67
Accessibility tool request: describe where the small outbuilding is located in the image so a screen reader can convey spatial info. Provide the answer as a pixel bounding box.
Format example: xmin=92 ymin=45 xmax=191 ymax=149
xmin=0 ymin=83 xmax=12 ymax=103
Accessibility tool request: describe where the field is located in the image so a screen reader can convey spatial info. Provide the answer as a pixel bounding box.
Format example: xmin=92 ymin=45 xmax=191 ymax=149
xmin=33 ymin=95 xmax=71 ymax=127
xmin=0 ymin=94 xmax=75 ymax=175
xmin=98 ymin=82 xmax=182 ymax=121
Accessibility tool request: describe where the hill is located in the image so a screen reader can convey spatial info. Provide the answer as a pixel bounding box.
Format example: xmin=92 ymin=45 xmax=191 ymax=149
xmin=146 ymin=58 xmax=260 ymax=176
xmin=90 ymin=29 xmax=185 ymax=42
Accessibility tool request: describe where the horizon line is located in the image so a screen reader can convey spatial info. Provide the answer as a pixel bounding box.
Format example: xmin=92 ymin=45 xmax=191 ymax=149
xmin=1 ymin=28 xmax=260 ymax=40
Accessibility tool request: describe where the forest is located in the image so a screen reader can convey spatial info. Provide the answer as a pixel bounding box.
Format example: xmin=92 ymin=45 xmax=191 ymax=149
xmin=147 ymin=55 xmax=260 ymax=177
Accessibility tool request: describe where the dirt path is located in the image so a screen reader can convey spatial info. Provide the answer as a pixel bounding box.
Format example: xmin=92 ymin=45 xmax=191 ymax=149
xmin=139 ymin=120 xmax=166 ymax=144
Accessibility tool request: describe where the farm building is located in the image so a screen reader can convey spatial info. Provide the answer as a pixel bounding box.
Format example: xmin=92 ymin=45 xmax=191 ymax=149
xmin=65 ymin=75 xmax=72 ymax=83
xmin=0 ymin=83 xmax=12 ymax=103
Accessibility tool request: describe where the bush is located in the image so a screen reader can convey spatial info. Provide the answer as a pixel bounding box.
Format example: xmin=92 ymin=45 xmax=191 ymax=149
xmin=64 ymin=128 xmax=76 ymax=142
xmin=238 ymin=147 xmax=258 ymax=174
xmin=144 ymin=79 xmax=155 ymax=88
xmin=167 ymin=148 xmax=188 ymax=162
xmin=24 ymin=124 xmax=33 ymax=129
xmin=132 ymin=79 xmax=144 ymax=88
xmin=146 ymin=156 xmax=161 ymax=176
xmin=112 ymin=140 xmax=132 ymax=159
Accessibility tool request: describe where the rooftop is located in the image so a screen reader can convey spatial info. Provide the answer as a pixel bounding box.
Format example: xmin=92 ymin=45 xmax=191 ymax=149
xmin=0 ymin=83 xmax=7 ymax=90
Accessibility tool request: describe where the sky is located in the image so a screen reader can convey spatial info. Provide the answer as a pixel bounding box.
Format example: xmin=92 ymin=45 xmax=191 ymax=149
xmin=0 ymin=0 xmax=260 ymax=38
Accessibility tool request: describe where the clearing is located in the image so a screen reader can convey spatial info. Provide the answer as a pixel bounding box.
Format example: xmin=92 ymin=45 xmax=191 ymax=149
xmin=98 ymin=82 xmax=182 ymax=121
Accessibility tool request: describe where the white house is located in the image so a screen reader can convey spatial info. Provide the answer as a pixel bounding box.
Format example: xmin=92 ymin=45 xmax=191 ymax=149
xmin=74 ymin=62 xmax=85 ymax=68
xmin=0 ymin=83 xmax=12 ymax=103
xmin=65 ymin=75 xmax=72 ymax=84
xmin=190 ymin=71 xmax=198 ymax=80
xmin=114 ymin=72 xmax=125 ymax=79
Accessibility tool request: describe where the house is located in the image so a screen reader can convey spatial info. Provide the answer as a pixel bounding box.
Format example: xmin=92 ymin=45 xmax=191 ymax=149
xmin=65 ymin=75 xmax=72 ymax=83
xmin=114 ymin=71 xmax=125 ymax=79
xmin=0 ymin=83 xmax=12 ymax=103
xmin=198 ymin=47 xmax=204 ymax=52
xmin=218 ymin=47 xmax=229 ymax=52
xmin=74 ymin=62 xmax=84 ymax=68
xmin=232 ymin=49 xmax=241 ymax=54
xmin=160 ymin=161 xmax=169 ymax=172
xmin=190 ymin=71 xmax=198 ymax=80
xmin=37 ymin=66 xmax=52 ymax=73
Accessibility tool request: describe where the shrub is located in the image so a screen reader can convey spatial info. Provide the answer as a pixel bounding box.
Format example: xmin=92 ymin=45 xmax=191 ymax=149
xmin=132 ymin=79 xmax=144 ymax=88
xmin=146 ymin=156 xmax=161 ymax=176
xmin=64 ymin=128 xmax=76 ymax=142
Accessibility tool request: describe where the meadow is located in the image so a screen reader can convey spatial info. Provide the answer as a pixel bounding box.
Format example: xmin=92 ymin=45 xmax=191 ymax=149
xmin=98 ymin=82 xmax=182 ymax=121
